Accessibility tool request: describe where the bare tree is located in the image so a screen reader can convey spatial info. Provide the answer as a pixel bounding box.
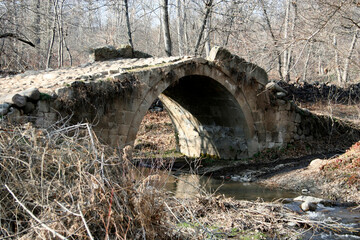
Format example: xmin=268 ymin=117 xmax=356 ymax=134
xmin=342 ymin=30 xmax=358 ymax=83
xmin=124 ymin=0 xmax=134 ymax=50
xmin=161 ymin=0 xmax=172 ymax=56
xmin=259 ymin=0 xmax=284 ymax=81
xmin=176 ymin=0 xmax=184 ymax=55
xmin=194 ymin=0 xmax=213 ymax=56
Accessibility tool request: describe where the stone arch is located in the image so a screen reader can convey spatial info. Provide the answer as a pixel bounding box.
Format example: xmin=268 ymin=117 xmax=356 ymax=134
xmin=125 ymin=61 xmax=261 ymax=159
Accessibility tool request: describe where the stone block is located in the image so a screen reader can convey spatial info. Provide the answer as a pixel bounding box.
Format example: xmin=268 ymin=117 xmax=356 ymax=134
xmin=257 ymin=132 xmax=267 ymax=142
xmin=266 ymin=132 xmax=272 ymax=142
xmin=44 ymin=112 xmax=57 ymax=122
xmin=37 ymin=100 xmax=50 ymax=113
xmin=0 ymin=103 xmax=10 ymax=116
xmin=276 ymin=92 xmax=287 ymax=98
xmin=23 ymin=102 xmax=35 ymax=114
xmin=21 ymin=87 xmax=40 ymax=101
xmin=276 ymin=99 xmax=286 ymax=106
xmin=108 ymin=121 xmax=114 ymax=128
xmin=118 ymin=124 xmax=130 ymax=135
xmin=297 ymin=128 xmax=303 ymax=135
xmin=35 ymin=118 xmax=45 ymax=127
xmin=97 ymin=129 xmax=109 ymax=141
xmin=12 ymin=94 xmax=27 ymax=107
xmin=268 ymin=142 xmax=275 ymax=148
xmin=303 ymin=127 xmax=311 ymax=136
xmin=295 ymin=113 xmax=301 ymax=123
xmin=7 ymin=108 xmax=24 ymax=123
xmin=123 ymin=111 xmax=134 ymax=125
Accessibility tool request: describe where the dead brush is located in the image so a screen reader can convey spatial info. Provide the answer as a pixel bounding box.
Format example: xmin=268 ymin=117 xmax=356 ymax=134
xmin=0 ymin=122 xmax=176 ymax=239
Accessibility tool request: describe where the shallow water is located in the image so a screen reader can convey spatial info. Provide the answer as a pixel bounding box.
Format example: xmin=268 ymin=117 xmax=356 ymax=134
xmin=166 ymin=172 xmax=298 ymax=201
xmin=138 ymin=168 xmax=360 ymax=239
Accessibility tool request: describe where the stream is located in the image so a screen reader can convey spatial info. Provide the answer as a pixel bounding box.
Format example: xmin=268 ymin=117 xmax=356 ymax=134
xmin=138 ymin=167 xmax=360 ymax=239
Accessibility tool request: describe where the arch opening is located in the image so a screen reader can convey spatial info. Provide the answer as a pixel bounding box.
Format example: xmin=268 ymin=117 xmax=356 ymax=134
xmin=159 ymin=75 xmax=250 ymax=159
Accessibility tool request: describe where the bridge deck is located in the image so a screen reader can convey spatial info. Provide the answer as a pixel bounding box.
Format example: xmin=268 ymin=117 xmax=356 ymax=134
xmin=0 ymin=56 xmax=190 ymax=103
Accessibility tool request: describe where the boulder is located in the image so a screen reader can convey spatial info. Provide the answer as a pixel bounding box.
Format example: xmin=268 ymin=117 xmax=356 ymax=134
xmin=301 ymin=201 xmax=317 ymax=211
xmin=21 ymin=87 xmax=40 ymax=101
xmin=12 ymin=94 xmax=27 ymax=108
xmin=309 ymin=158 xmax=325 ymax=170
xmin=23 ymin=102 xmax=35 ymax=114
xmin=0 ymin=103 xmax=10 ymax=116
xmin=266 ymin=81 xmax=288 ymax=94
xmin=294 ymin=195 xmax=333 ymax=207
xmin=276 ymin=92 xmax=287 ymax=98
xmin=7 ymin=107 xmax=24 ymax=123
xmin=294 ymin=196 xmax=324 ymax=203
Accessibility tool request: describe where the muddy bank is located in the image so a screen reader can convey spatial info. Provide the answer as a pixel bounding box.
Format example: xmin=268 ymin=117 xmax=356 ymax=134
xmin=200 ymin=152 xmax=342 ymax=180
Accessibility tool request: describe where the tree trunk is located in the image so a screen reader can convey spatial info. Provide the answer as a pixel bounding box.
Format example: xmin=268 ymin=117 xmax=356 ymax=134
xmin=183 ymin=0 xmax=189 ymax=55
xmin=194 ymin=0 xmax=213 ymax=56
xmin=342 ymin=30 xmax=358 ymax=82
xmin=223 ymin=1 xmax=236 ymax=47
xmin=161 ymin=0 xmax=172 ymax=57
xmin=124 ymin=0 xmax=134 ymax=51
xmin=204 ymin=8 xmax=212 ymax=57
xmin=333 ymin=34 xmax=342 ymax=84
xmin=176 ymin=0 xmax=184 ymax=55
xmin=57 ymin=0 xmax=64 ymax=68
xmin=259 ymin=0 xmax=284 ymax=81
xmin=302 ymin=42 xmax=313 ymax=82
xmin=287 ymin=1 xmax=297 ymax=80
xmin=283 ymin=0 xmax=290 ymax=81
xmin=33 ymin=0 xmax=41 ymax=46
xmin=46 ymin=0 xmax=58 ymax=69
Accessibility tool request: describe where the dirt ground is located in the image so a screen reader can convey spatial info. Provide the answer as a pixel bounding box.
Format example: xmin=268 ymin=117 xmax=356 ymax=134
xmin=300 ymin=101 xmax=360 ymax=125
xmin=259 ymin=156 xmax=360 ymax=203
xmin=134 ymin=111 xmax=177 ymax=158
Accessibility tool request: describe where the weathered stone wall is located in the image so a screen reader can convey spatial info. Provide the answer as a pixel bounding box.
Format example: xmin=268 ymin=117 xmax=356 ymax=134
xmin=278 ymin=81 xmax=360 ymax=104
xmin=1 ymin=47 xmax=359 ymax=160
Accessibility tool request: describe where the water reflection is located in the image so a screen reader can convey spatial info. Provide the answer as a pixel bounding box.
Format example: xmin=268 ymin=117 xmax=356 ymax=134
xmin=169 ymin=173 xmax=298 ymax=201
xmin=136 ymin=167 xmax=297 ymax=201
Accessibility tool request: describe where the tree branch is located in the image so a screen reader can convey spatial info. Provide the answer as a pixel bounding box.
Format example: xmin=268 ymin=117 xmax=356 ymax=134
xmin=0 ymin=33 xmax=35 ymax=47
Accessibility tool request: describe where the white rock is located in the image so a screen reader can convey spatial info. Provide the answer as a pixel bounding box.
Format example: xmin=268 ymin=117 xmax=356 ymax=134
xmin=294 ymin=196 xmax=324 ymax=204
xmin=309 ymin=159 xmax=325 ymax=170
xmin=301 ymin=201 xmax=317 ymax=211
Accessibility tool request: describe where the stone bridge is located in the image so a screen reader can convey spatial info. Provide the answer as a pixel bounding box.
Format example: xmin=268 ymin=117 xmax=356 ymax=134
xmin=0 ymin=47 xmax=356 ymax=159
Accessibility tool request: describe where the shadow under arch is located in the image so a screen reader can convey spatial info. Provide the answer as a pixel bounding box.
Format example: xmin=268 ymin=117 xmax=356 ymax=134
xmin=159 ymin=75 xmax=251 ymax=159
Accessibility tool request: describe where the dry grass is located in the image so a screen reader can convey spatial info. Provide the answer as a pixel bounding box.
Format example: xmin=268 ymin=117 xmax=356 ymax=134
xmin=0 ymin=122 xmax=174 ymax=239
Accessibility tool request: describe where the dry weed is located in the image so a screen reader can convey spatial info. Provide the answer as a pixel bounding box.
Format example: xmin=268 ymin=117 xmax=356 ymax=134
xmin=0 ymin=122 xmax=174 ymax=239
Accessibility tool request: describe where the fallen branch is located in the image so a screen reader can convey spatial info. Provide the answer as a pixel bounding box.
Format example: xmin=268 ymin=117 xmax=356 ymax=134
xmin=5 ymin=184 xmax=66 ymax=240
xmin=78 ymin=203 xmax=94 ymax=240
